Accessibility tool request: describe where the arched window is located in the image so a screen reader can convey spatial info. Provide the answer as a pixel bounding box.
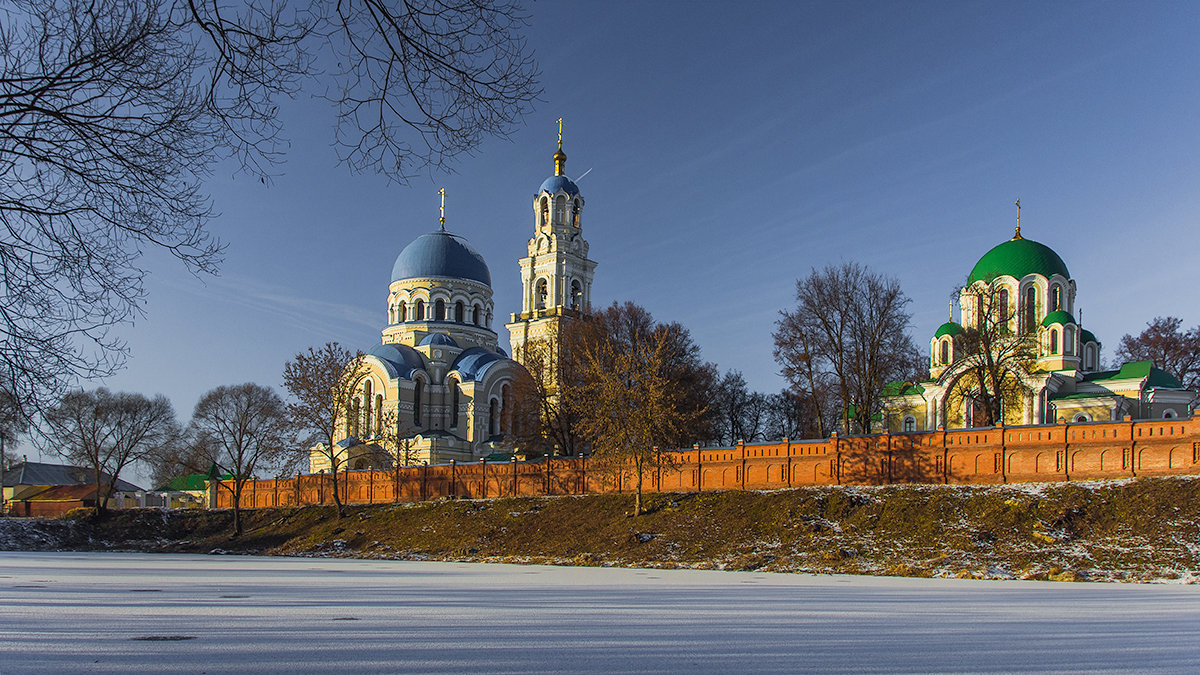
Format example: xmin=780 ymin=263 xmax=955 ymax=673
xmin=489 ymin=398 xmax=498 ymax=436
xmin=1063 ymin=326 xmax=1075 ymax=355
xmin=1163 ymin=409 xmax=1177 ymax=419
xmin=998 ymin=289 xmax=1009 ymax=326
xmin=455 ymin=301 xmax=464 ymax=323
xmin=448 ymin=380 xmax=460 ymax=429
xmin=1074 ymin=414 xmax=1090 ymax=423
xmin=435 ymin=299 xmax=446 ymax=321
xmin=572 ymin=199 xmax=581 ymax=227
xmin=413 ymin=379 xmax=423 ymax=426
xmin=398 ymin=301 xmax=407 ymax=322
xmin=374 ymin=394 xmax=383 ymax=436
xmin=554 ymin=195 xmax=566 ymax=224
xmin=415 ymin=300 xmax=425 ymax=321
xmin=902 ymin=415 xmax=916 ymax=432
xmin=501 ymin=384 xmax=512 ymax=435
xmin=571 ymin=280 xmax=582 ymax=310
xmin=536 ymin=279 xmax=548 ymax=309
xmin=348 ymin=398 xmax=360 ymax=436
xmin=1049 ymin=328 xmax=1059 ymax=354
xmin=363 ymin=381 xmax=373 ymax=436
xmin=1023 ymin=287 xmax=1037 ymax=333
xmin=1051 ymin=285 xmax=1062 ymax=311
xmin=975 ymin=294 xmax=984 ymax=330
xmin=1085 ymin=345 xmax=1095 ymax=370
xmin=539 ymin=197 xmax=549 ymax=227
xmin=940 ymin=339 xmax=950 ymax=365
xmin=473 ymin=304 xmax=482 ymax=326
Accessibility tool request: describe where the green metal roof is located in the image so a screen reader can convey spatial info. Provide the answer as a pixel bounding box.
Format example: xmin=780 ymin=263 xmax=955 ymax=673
xmin=1082 ymin=360 xmax=1185 ymax=388
xmin=934 ymin=321 xmax=964 ymax=338
xmin=1080 ymin=328 xmax=1098 ymax=344
xmin=1049 ymin=392 xmax=1118 ymax=401
xmin=881 ymin=381 xmax=925 ymax=397
xmin=968 ymin=235 xmax=1070 ymax=284
xmin=1041 ymin=310 xmax=1076 ymax=327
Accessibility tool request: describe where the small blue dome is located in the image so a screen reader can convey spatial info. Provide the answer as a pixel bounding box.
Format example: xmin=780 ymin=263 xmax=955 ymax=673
xmin=449 ymin=346 xmax=505 ymax=382
xmin=418 ymin=333 xmax=459 ymax=348
xmin=368 ymin=343 xmax=425 ymax=380
xmin=391 ymin=231 xmax=491 ymax=286
xmin=539 ymin=175 xmax=580 ymax=197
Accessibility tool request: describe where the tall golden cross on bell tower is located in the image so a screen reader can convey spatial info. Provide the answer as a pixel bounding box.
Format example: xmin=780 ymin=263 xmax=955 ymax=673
xmin=557 ymin=117 xmax=563 ymax=149
xmin=438 ymin=188 xmax=446 ymax=230
xmin=1013 ymin=198 xmax=1022 ymax=239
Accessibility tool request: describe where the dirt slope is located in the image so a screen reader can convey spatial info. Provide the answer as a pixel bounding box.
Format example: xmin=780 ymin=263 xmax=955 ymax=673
xmin=3 ymin=478 xmax=1197 ymax=582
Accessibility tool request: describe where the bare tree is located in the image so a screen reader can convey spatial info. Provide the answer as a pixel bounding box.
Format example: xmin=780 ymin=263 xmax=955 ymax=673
xmin=282 ymin=342 xmax=366 ymax=516
xmin=1115 ymin=317 xmax=1200 ymax=390
xmin=188 ymin=383 xmax=292 ymax=535
xmin=0 ymin=386 xmax=28 ymax=515
xmin=42 ymin=388 xmax=180 ymax=515
xmin=762 ymin=390 xmax=822 ymax=441
xmin=950 ymin=279 xmax=1038 ymax=427
xmin=774 ymin=263 xmax=920 ymax=435
xmin=1 ymin=0 xmax=539 ymax=417
xmin=573 ymin=302 xmax=711 ymax=516
xmin=509 ymin=323 xmax=585 ymax=458
xmin=712 ymin=371 xmax=771 ymax=444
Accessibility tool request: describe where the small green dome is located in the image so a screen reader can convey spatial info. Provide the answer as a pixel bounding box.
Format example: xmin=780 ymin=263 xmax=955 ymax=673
xmin=1080 ymin=328 xmax=1099 ymax=344
xmin=968 ymin=235 xmax=1070 ymax=284
xmin=1041 ymin=310 xmax=1076 ymax=327
xmin=934 ymin=321 xmax=964 ymax=338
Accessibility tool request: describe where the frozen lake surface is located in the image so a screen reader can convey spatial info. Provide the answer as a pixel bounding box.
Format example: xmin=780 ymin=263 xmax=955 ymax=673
xmin=1 ymin=552 xmax=1198 ymax=673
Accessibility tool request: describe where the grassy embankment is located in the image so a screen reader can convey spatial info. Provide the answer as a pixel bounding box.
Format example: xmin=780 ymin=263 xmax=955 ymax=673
xmin=3 ymin=477 xmax=1198 ymax=582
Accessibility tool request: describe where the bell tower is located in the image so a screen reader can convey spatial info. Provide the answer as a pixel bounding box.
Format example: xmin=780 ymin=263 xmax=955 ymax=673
xmin=506 ymin=120 xmax=598 ymax=360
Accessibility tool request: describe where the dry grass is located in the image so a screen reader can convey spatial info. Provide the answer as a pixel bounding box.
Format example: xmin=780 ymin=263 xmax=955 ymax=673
xmin=4 ymin=477 xmax=1198 ymax=582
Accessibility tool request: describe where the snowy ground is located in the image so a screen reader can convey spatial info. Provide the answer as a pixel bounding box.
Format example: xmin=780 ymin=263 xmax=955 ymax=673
xmin=2 ymin=552 xmax=1199 ymax=673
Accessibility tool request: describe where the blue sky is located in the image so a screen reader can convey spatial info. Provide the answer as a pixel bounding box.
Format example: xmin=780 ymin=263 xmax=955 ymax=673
xmin=77 ymin=1 xmax=1200 ymax=477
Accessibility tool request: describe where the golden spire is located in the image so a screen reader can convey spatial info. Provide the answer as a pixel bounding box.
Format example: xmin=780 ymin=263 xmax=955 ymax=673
xmin=438 ymin=188 xmax=446 ymax=231
xmin=553 ymin=117 xmax=567 ymax=176
xmin=948 ymin=298 xmax=953 ymax=321
xmin=1012 ymin=198 xmax=1022 ymax=239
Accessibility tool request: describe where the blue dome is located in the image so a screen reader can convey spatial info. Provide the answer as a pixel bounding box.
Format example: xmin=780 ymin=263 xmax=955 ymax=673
xmin=391 ymin=231 xmax=491 ymax=286
xmin=418 ymin=333 xmax=459 ymax=348
xmin=539 ymin=175 xmax=580 ymax=197
xmin=368 ymin=343 xmax=425 ymax=380
xmin=449 ymin=346 xmax=506 ymax=382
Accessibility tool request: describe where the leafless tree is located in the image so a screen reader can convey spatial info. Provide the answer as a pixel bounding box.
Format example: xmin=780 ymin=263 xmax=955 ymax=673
xmin=188 ymin=383 xmax=292 ymax=535
xmin=762 ymin=390 xmax=823 ymax=441
xmin=509 ymin=323 xmax=585 ymax=458
xmin=712 ymin=371 xmax=772 ymax=445
xmin=1115 ymin=317 xmax=1200 ymax=390
xmin=282 ymin=342 xmax=366 ymax=516
xmin=0 ymin=385 xmax=27 ymax=515
xmin=950 ymin=279 xmax=1038 ymax=427
xmin=42 ymin=388 xmax=180 ymax=515
xmin=572 ymin=302 xmax=712 ymax=515
xmin=774 ymin=263 xmax=921 ymax=435
xmin=1 ymin=0 xmax=539 ymax=418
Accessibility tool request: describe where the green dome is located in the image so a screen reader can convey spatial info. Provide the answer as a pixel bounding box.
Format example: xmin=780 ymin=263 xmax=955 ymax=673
xmin=968 ymin=235 xmax=1070 ymax=284
xmin=1080 ymin=328 xmax=1099 ymax=344
xmin=934 ymin=321 xmax=964 ymax=338
xmin=1041 ymin=310 xmax=1076 ymax=327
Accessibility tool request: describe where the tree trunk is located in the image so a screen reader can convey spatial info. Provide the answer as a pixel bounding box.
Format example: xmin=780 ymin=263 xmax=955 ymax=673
xmin=232 ymin=481 xmax=243 ymax=537
xmin=330 ymin=461 xmax=345 ymax=517
xmin=633 ymin=455 xmax=643 ymax=516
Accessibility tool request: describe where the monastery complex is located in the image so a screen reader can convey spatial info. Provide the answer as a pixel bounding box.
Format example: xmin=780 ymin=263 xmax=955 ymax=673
xmin=309 ymin=131 xmax=1197 ymax=479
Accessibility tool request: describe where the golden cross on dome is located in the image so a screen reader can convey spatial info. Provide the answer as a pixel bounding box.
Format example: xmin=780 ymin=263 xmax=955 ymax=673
xmin=1013 ymin=198 xmax=1022 ymax=239
xmin=557 ymin=117 xmax=563 ymax=149
xmin=438 ymin=188 xmax=446 ymax=230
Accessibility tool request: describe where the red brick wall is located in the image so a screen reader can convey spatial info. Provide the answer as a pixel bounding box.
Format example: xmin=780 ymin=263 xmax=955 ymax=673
xmin=213 ymin=417 xmax=1200 ymax=509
